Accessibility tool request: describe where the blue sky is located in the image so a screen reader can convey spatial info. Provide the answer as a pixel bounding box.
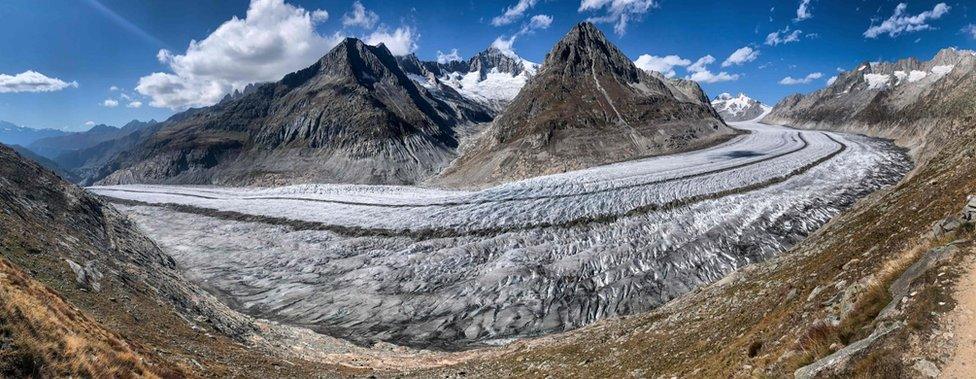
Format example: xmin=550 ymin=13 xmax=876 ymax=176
xmin=1 ymin=0 xmax=973 ymax=131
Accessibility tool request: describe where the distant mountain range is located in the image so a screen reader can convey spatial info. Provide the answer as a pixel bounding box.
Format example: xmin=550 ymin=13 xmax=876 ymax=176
xmin=710 ymin=93 xmax=771 ymax=122
xmin=89 ymin=22 xmax=731 ymax=188
xmin=0 ymin=121 xmax=67 ymax=147
xmin=28 ymin=120 xmax=157 ymax=159
xmin=764 ymin=47 xmax=975 ymax=159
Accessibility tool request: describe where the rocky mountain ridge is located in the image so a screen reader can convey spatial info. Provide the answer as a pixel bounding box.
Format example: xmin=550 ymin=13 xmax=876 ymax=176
xmin=764 ymin=47 xmax=976 ymax=160
xmin=94 ymin=38 xmax=493 ymax=186
xmin=398 ymin=46 xmax=539 ymax=111
xmin=437 ymin=22 xmax=733 ymax=187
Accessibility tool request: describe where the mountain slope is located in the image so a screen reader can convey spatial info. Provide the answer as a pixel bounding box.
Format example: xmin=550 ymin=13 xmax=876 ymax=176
xmin=4 ymin=144 xmax=79 ymax=182
xmin=96 ymin=38 xmax=492 ymax=186
xmin=0 ymin=121 xmax=66 ymax=147
xmin=764 ymin=47 xmax=976 ymax=160
xmin=437 ymin=22 xmax=734 ymax=187
xmin=711 ymin=93 xmax=771 ymax=122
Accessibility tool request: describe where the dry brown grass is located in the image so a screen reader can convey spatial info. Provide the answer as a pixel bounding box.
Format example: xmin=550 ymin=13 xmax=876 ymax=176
xmin=0 ymin=257 xmax=181 ymax=378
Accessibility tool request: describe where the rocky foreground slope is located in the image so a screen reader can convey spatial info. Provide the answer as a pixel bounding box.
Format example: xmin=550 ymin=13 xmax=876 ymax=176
xmin=438 ymin=22 xmax=734 ymax=187
xmin=95 ymin=38 xmax=492 ymax=187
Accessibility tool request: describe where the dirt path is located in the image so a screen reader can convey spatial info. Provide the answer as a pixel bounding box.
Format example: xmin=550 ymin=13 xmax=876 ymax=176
xmin=943 ymin=254 xmax=976 ymax=378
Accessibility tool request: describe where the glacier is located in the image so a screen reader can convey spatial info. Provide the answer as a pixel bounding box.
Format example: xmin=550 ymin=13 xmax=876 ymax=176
xmin=88 ymin=121 xmax=911 ymax=350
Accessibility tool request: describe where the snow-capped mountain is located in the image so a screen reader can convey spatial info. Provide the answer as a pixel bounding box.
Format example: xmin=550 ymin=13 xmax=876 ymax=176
xmin=397 ymin=47 xmax=538 ymax=111
xmin=765 ymin=47 xmax=976 ymax=138
xmin=711 ymin=93 xmax=772 ymax=122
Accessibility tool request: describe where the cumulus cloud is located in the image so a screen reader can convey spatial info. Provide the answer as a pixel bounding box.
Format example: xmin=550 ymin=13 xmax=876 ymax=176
xmin=864 ymin=3 xmax=950 ymax=39
xmin=491 ymin=35 xmax=518 ymax=57
xmin=765 ymin=27 xmax=803 ymax=46
xmin=491 ymin=0 xmax=538 ymax=26
xmin=633 ymin=54 xmax=691 ymax=77
xmin=342 ymin=1 xmax=378 ymax=29
xmin=127 ymin=101 xmax=143 ymax=108
xmin=578 ymin=0 xmax=656 ymax=35
xmin=964 ymin=24 xmax=976 ymax=39
xmin=109 ymin=85 xmax=119 ymax=91
xmin=722 ymin=46 xmax=759 ymax=67
xmin=0 ymin=71 xmax=78 ymax=93
xmin=102 ymin=99 xmax=119 ymax=107
xmin=437 ymin=49 xmax=462 ymax=64
xmin=526 ymin=14 xmax=553 ymax=30
xmin=364 ymin=26 xmax=418 ymax=56
xmin=490 ymin=14 xmax=553 ymax=57
xmin=84 ymin=121 xmax=96 ymax=127
xmin=136 ymin=0 xmax=339 ymax=110
xmin=311 ymin=9 xmax=329 ymax=22
xmin=795 ymin=0 xmax=813 ymax=21
xmin=686 ymin=55 xmax=739 ymax=83
xmin=779 ymin=72 xmax=823 ymax=85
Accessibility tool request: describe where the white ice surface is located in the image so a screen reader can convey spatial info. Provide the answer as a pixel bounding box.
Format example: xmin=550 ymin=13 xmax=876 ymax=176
xmin=89 ymin=121 xmax=911 ymax=349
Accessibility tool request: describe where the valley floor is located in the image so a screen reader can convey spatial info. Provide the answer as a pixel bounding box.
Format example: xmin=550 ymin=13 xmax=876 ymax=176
xmin=88 ymin=121 xmax=910 ymax=351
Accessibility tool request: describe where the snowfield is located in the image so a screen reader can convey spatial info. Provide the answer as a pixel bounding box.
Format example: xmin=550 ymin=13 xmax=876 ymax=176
xmin=89 ymin=121 xmax=911 ymax=350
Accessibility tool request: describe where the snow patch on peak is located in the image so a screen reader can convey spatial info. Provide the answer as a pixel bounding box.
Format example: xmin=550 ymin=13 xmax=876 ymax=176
xmin=932 ymin=65 xmax=954 ymax=76
xmin=864 ymin=73 xmax=891 ymax=90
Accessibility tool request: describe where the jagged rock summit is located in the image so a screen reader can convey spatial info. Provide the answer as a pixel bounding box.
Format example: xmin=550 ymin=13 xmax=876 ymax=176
xmin=396 ymin=46 xmax=539 ymax=111
xmin=711 ymin=93 xmax=772 ymax=122
xmin=438 ymin=22 xmax=734 ymax=187
xmin=96 ymin=37 xmax=492 ymax=186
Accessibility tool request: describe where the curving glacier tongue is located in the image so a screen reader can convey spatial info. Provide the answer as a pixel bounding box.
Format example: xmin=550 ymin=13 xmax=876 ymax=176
xmin=89 ymin=122 xmax=911 ymax=350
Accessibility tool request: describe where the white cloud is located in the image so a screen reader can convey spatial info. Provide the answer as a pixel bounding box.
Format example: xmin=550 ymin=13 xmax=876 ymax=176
xmin=688 ymin=70 xmax=738 ymax=83
xmin=311 ymin=9 xmax=329 ymax=22
xmin=342 ymin=1 xmax=378 ymax=29
xmin=795 ymin=0 xmax=813 ymax=21
xmin=765 ymin=27 xmax=802 ymax=46
xmin=722 ymin=46 xmax=759 ymax=67
xmin=491 ymin=0 xmax=538 ymax=26
xmin=526 ymin=14 xmax=553 ymax=30
xmin=864 ymin=3 xmax=950 ymax=39
xmin=826 ymin=75 xmax=837 ymax=86
xmin=578 ymin=0 xmax=656 ymax=35
xmin=965 ymin=24 xmax=976 ymax=39
xmin=779 ymin=72 xmax=823 ymax=85
xmin=136 ymin=0 xmax=338 ymax=110
xmin=0 ymin=71 xmax=78 ymax=93
xmin=490 ymin=14 xmax=553 ymax=57
xmin=436 ymin=49 xmax=462 ymax=64
xmin=491 ymin=35 xmax=518 ymax=57
xmin=109 ymin=85 xmax=120 ymax=91
xmin=102 ymin=99 xmax=119 ymax=107
xmin=364 ymin=26 xmax=418 ymax=56
xmin=633 ymin=54 xmax=691 ymax=77
xmin=127 ymin=101 xmax=143 ymax=108
xmin=685 ymin=55 xmax=739 ymax=83
xmin=84 ymin=121 xmax=96 ymax=127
